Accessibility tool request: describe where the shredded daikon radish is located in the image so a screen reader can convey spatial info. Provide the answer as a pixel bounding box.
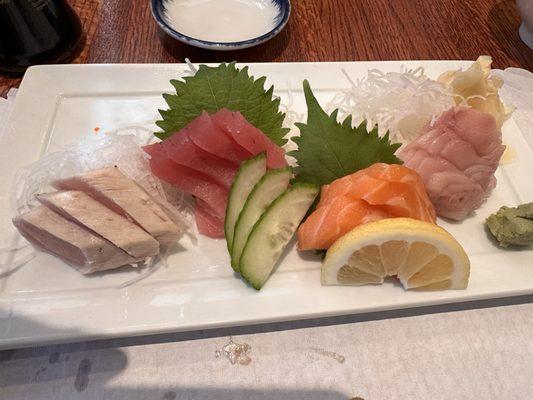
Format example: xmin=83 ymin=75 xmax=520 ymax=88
xmin=327 ymin=67 xmax=455 ymax=144
xmin=11 ymin=150 xmax=82 ymax=215
xmin=11 ymin=127 xmax=193 ymax=231
xmin=279 ymin=80 xmax=305 ymax=133
xmin=184 ymin=58 xmax=198 ymax=75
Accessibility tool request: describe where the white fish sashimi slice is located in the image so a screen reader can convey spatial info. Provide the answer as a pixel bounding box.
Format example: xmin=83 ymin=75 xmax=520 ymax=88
xmin=12 ymin=206 xmax=142 ymax=274
xmin=399 ymin=107 xmax=505 ymax=221
xmin=37 ymin=191 xmax=160 ymax=259
xmin=53 ymin=167 xmax=182 ymax=246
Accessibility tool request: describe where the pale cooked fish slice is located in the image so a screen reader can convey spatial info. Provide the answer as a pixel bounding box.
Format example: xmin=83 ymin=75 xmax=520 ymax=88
xmin=13 ymin=206 xmax=143 ymax=274
xmin=37 ymin=190 xmax=159 ymax=258
xmin=53 ymin=167 xmax=182 ymax=245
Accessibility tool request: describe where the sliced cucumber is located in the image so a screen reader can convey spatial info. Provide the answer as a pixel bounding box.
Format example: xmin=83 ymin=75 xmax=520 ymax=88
xmin=231 ymin=167 xmax=292 ymax=271
xmin=240 ymin=182 xmax=319 ymax=290
xmin=224 ymin=153 xmax=267 ymax=252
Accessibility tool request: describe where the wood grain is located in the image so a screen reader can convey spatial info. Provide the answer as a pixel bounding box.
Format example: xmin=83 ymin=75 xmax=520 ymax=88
xmin=0 ymin=0 xmax=102 ymax=96
xmin=1 ymin=0 xmax=532 ymax=96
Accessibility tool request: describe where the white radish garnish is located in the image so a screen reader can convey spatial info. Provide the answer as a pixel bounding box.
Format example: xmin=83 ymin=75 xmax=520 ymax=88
xmin=327 ymin=67 xmax=454 ymax=144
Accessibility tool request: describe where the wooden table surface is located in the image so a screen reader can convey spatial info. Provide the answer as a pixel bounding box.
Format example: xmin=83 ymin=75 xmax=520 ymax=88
xmin=1 ymin=0 xmax=532 ymax=96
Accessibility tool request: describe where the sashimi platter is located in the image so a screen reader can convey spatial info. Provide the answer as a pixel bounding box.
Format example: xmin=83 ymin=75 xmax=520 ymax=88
xmin=1 ymin=57 xmax=532 ymax=346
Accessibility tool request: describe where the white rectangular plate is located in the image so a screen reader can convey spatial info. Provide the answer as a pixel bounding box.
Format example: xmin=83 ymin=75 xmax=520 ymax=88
xmin=1 ymin=62 xmax=532 ymax=349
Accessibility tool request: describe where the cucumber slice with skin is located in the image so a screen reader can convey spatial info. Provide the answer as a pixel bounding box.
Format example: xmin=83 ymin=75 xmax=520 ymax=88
xmin=231 ymin=167 xmax=292 ymax=271
xmin=224 ymin=153 xmax=267 ymax=252
xmin=240 ymin=182 xmax=319 ymax=290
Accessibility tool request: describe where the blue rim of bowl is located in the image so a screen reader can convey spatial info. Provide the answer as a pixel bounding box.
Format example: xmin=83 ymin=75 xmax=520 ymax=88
xmin=150 ymin=0 xmax=291 ymax=50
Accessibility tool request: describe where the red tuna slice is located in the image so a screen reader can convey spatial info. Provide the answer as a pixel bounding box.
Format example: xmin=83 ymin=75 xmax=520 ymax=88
xmin=182 ymin=111 xmax=253 ymax=166
xmin=143 ymin=143 xmax=228 ymax=218
xmin=195 ymin=199 xmax=225 ymax=238
xmin=161 ymin=129 xmax=237 ymax=190
xmin=211 ymin=109 xmax=287 ymax=168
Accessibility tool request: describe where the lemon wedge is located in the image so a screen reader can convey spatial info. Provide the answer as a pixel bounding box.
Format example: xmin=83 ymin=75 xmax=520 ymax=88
xmin=321 ymin=218 xmax=470 ymax=290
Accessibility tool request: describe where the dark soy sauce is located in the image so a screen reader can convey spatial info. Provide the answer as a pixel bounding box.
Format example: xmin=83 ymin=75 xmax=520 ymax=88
xmin=0 ymin=0 xmax=82 ymax=74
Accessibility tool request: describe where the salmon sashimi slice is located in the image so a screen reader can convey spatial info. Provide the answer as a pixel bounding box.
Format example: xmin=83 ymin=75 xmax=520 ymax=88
xmin=211 ymin=109 xmax=287 ymax=168
xmin=351 ymin=179 xmax=422 ymax=220
xmin=53 ymin=167 xmax=181 ymax=246
xmin=320 ymin=164 xmax=435 ymax=223
xmin=297 ymin=163 xmax=436 ymax=250
xmin=144 ymin=143 xmax=228 ymax=219
xmin=298 ymin=196 xmax=391 ymax=250
xmin=161 ymin=125 xmax=238 ymax=190
xmin=37 ymin=191 xmax=160 ymax=258
xmin=183 ymin=111 xmax=253 ymax=165
xmin=13 ymin=206 xmax=142 ymax=274
xmin=353 ymin=176 xmax=434 ymax=222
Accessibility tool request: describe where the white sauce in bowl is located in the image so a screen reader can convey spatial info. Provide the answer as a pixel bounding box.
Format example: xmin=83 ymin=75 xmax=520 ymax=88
xmin=163 ymin=0 xmax=280 ymax=43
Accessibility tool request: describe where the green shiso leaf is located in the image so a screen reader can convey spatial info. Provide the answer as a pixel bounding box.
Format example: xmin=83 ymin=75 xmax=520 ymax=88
xmin=155 ymin=62 xmax=289 ymax=146
xmin=289 ymin=80 xmax=403 ymax=186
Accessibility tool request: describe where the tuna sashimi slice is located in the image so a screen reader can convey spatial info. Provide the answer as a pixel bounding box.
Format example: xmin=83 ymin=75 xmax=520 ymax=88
xmin=183 ymin=111 xmax=252 ymax=165
xmin=298 ymin=196 xmax=390 ymax=250
xmin=149 ymin=110 xmax=287 ymax=238
xmin=144 ymin=143 xmax=228 ymax=218
xmin=161 ymin=129 xmax=238 ymax=190
xmin=53 ymin=167 xmax=181 ymax=246
xmin=37 ymin=191 xmax=160 ymax=259
xmin=195 ymin=200 xmax=225 ymax=238
xmin=211 ymin=109 xmax=287 ymax=168
xmin=13 ymin=206 xmax=141 ymax=274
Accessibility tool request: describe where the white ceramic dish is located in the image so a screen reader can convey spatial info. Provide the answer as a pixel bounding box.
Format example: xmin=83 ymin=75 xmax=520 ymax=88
xmin=151 ymin=0 xmax=291 ymax=50
xmin=1 ymin=61 xmax=532 ymax=349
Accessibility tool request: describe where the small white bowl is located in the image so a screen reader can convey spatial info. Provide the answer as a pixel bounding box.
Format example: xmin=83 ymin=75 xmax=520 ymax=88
xmin=151 ymin=0 xmax=291 ymax=51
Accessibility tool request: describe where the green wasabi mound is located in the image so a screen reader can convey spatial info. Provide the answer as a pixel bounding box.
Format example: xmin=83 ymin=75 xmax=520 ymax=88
xmin=486 ymin=203 xmax=533 ymax=247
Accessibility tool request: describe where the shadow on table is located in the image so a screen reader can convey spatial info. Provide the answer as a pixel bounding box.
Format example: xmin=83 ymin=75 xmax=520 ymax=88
xmin=0 ymin=315 xmax=128 ymax=387
xmin=0 ymin=316 xmax=347 ymax=398
xmin=99 ymin=387 xmax=348 ymax=400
